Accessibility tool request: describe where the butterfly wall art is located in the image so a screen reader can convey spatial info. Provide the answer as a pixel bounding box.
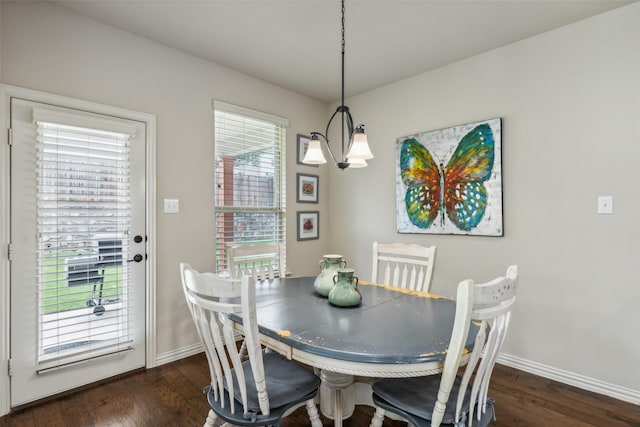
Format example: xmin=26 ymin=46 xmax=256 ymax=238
xmin=396 ymin=118 xmax=502 ymax=236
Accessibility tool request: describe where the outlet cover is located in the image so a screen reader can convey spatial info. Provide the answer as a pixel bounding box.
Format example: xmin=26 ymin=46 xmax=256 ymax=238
xmin=597 ymin=196 xmax=613 ymax=214
xmin=164 ymin=198 xmax=180 ymax=214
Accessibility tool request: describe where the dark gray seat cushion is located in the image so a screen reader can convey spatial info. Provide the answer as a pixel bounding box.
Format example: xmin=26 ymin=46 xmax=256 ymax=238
xmin=230 ymin=351 xmax=320 ymax=412
xmin=372 ymin=374 xmax=494 ymax=426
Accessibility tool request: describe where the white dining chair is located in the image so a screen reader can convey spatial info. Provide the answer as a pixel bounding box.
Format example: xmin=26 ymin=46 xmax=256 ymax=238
xmin=369 ymin=265 xmax=519 ymax=427
xmin=227 ymin=242 xmax=285 ymax=281
xmin=372 ymin=242 xmax=437 ymax=292
xmin=179 ymin=263 xmax=322 ymax=427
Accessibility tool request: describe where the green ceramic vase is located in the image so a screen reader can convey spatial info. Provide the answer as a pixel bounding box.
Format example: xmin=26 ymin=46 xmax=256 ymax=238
xmin=314 ymin=254 xmax=346 ymax=297
xmin=328 ymin=268 xmax=362 ymax=307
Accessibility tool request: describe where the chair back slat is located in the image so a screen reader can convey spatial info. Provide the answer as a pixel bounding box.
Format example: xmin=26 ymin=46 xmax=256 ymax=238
xmin=228 ymin=243 xmax=285 ymax=281
xmin=241 ymin=276 xmax=271 ymax=415
xmin=372 ymin=242 xmax=437 ymax=292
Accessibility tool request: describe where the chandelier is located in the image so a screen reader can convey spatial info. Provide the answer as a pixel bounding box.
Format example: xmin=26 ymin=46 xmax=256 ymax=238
xmin=302 ymin=0 xmax=374 ymax=169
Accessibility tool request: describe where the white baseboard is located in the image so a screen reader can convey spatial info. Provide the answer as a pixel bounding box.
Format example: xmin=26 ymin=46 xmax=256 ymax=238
xmin=497 ymin=353 xmax=640 ymax=405
xmin=155 ymin=342 xmax=203 ymax=367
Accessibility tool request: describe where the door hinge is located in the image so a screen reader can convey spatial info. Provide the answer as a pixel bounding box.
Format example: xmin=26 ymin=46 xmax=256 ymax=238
xmin=8 ymin=358 xmax=13 ymax=377
xmin=7 ymin=128 xmax=13 ymax=146
xmin=7 ymin=243 xmax=13 ymax=261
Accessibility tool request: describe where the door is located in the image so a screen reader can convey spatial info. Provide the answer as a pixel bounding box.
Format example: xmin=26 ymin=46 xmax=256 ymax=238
xmin=9 ymin=98 xmax=147 ymax=406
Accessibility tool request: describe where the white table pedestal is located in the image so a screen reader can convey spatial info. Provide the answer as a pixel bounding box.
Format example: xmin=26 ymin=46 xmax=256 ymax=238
xmin=319 ymin=370 xmax=355 ymax=427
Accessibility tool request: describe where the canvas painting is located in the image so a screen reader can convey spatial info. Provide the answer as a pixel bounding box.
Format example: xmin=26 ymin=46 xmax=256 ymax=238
xmin=396 ymin=118 xmax=502 ymax=236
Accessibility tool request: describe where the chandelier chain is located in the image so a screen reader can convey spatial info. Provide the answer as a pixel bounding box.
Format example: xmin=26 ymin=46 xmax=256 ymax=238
xmin=341 ymin=0 xmax=345 ymax=54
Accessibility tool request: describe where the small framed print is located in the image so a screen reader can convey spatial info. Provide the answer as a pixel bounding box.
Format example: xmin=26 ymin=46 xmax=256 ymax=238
xmin=297 ymin=211 xmax=319 ymax=241
xmin=296 ymin=173 xmax=319 ymax=203
xmin=296 ymin=134 xmax=318 ymax=167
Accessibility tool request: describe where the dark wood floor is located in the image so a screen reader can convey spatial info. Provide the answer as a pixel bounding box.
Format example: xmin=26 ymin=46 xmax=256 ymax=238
xmin=1 ymin=353 xmax=639 ymax=426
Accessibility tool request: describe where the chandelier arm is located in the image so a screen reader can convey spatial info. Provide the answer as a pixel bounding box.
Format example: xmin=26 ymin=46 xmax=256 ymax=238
xmin=312 ymin=131 xmax=340 ymax=165
xmin=343 ymin=109 xmax=355 ymax=157
xmin=325 ymin=108 xmax=341 ymax=142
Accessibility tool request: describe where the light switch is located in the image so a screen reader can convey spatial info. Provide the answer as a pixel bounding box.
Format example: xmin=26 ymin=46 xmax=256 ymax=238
xmin=597 ymin=196 xmax=613 ymax=214
xmin=164 ymin=198 xmax=180 ymax=214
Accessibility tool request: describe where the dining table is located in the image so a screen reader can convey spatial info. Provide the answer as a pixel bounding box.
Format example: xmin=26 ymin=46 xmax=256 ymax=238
xmin=229 ymin=275 xmax=477 ymax=427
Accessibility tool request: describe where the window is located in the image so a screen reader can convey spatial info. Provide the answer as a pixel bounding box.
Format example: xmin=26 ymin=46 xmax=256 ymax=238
xmin=213 ymin=101 xmax=288 ymax=274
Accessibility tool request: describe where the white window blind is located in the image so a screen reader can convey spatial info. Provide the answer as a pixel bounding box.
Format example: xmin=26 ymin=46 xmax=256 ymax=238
xmin=34 ymin=118 xmax=135 ymax=370
xmin=213 ymin=103 xmax=287 ymax=275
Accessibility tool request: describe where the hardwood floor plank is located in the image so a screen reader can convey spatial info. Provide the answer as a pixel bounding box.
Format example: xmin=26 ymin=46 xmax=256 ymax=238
xmin=489 ymin=386 xmax=599 ymax=427
xmin=57 ymin=391 xmax=96 ymax=427
xmin=123 ymin=370 xmax=168 ymax=427
xmin=541 ymin=382 xmax=640 ymax=427
xmin=153 ymin=365 xmax=209 ymax=425
xmin=29 ymin=400 xmax=67 ymax=426
xmin=1 ymin=354 xmax=638 ymax=426
xmin=84 ymin=376 xmax=134 ymax=425
xmin=490 ymin=365 xmax=640 ymax=427
xmin=0 ymin=407 xmax=34 ymax=427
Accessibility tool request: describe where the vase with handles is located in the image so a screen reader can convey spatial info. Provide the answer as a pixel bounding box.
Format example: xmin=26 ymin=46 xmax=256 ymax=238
xmin=328 ymin=268 xmax=362 ymax=307
xmin=314 ymin=254 xmax=346 ymax=297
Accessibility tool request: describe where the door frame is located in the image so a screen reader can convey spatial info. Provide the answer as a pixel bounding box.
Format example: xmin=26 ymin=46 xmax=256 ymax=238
xmin=0 ymin=84 xmax=157 ymax=416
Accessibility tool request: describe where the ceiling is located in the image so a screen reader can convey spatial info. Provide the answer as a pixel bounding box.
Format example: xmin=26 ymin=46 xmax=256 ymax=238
xmin=51 ymin=0 xmax=634 ymax=104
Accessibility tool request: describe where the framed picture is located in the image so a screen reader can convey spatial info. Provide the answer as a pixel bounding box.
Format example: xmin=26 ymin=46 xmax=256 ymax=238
xmin=396 ymin=118 xmax=503 ymax=236
xmin=297 ymin=211 xmax=319 ymax=241
xmin=296 ymin=173 xmax=319 ymax=203
xmin=296 ymin=134 xmax=318 ymax=167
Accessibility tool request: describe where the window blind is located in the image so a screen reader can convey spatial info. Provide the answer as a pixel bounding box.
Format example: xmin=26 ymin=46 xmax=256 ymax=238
xmin=213 ymin=104 xmax=287 ymax=275
xmin=34 ymin=119 xmax=135 ymax=369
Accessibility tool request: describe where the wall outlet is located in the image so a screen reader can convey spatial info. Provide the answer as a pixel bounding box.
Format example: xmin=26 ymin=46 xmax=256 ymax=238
xmin=164 ymin=198 xmax=180 ymax=214
xmin=597 ymin=196 xmax=613 ymax=214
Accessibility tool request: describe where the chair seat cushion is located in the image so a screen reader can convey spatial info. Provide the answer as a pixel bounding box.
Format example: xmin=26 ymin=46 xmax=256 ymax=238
xmin=372 ymin=374 xmax=471 ymax=424
xmin=231 ymin=351 xmax=320 ymax=412
xmin=372 ymin=392 xmax=494 ymax=427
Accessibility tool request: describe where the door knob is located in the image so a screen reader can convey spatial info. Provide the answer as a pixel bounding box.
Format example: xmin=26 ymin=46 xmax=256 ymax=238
xmin=127 ymin=254 xmax=144 ymax=263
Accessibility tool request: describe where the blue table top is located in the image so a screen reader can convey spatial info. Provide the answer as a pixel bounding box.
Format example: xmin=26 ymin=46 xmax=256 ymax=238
xmin=239 ymin=276 xmax=477 ymax=365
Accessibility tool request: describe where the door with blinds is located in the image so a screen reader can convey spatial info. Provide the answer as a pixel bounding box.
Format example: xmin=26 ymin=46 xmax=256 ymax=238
xmin=9 ymin=98 xmax=147 ymax=406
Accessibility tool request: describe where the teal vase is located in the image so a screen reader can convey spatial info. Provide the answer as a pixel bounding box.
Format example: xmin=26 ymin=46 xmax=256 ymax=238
xmin=328 ymin=268 xmax=362 ymax=307
xmin=314 ymin=254 xmax=346 ymax=297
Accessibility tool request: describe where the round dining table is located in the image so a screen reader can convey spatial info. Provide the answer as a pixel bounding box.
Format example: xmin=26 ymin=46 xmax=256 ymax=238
xmin=230 ymin=276 xmax=476 ymax=427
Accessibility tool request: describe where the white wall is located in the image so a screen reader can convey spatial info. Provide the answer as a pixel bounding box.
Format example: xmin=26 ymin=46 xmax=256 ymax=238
xmin=325 ymin=2 xmax=640 ymax=396
xmin=0 ymin=1 xmax=331 ymax=361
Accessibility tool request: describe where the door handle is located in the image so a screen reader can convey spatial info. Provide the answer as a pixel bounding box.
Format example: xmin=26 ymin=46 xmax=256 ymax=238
xmin=127 ymin=254 xmax=144 ymax=263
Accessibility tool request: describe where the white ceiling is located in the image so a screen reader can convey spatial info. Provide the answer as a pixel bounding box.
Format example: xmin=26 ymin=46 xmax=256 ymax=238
xmin=51 ymin=0 xmax=634 ymax=104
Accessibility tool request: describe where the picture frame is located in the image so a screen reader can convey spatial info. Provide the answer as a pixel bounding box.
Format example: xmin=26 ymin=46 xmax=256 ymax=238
xmin=297 ymin=211 xmax=319 ymax=241
xmin=296 ymin=173 xmax=319 ymax=203
xmin=296 ymin=134 xmax=318 ymax=167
